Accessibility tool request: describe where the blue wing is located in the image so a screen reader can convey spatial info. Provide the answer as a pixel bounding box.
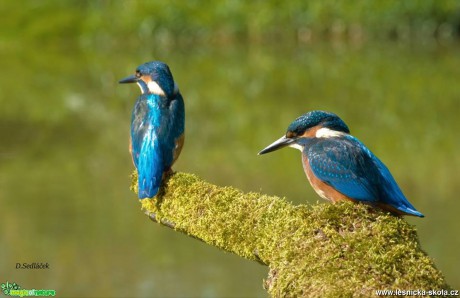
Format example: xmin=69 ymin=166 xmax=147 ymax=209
xmin=131 ymin=99 xmax=148 ymax=168
xmin=307 ymin=137 xmax=380 ymax=202
xmin=163 ymin=92 xmax=185 ymax=167
xmin=307 ymin=136 xmax=423 ymax=217
xmin=131 ymin=96 xmax=165 ymax=199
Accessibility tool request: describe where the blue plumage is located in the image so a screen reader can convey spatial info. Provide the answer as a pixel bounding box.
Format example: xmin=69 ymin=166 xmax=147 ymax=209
xmin=306 ymin=138 xmax=378 ymax=202
xmin=120 ymin=61 xmax=185 ymax=199
xmin=259 ymin=110 xmax=424 ymax=217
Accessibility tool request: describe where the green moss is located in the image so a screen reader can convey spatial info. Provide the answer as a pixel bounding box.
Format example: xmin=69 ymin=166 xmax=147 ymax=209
xmin=132 ymin=171 xmax=450 ymax=297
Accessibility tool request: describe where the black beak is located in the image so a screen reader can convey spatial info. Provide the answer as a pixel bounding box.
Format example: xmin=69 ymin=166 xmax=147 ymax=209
xmin=119 ymin=74 xmax=138 ymax=84
xmin=258 ymin=136 xmax=295 ymax=155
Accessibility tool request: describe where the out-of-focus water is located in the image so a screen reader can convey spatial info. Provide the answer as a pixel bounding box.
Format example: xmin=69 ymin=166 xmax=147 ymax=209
xmin=1 ymin=39 xmax=459 ymax=297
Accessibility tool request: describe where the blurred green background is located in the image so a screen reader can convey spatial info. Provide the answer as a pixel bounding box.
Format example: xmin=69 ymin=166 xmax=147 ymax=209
xmin=1 ymin=1 xmax=459 ymax=297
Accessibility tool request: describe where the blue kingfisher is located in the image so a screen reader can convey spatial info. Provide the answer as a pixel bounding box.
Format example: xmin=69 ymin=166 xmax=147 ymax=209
xmin=259 ymin=110 xmax=424 ymax=217
xmin=119 ymin=61 xmax=185 ymax=199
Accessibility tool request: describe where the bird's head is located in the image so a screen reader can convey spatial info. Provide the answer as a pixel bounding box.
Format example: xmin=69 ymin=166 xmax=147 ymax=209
xmin=258 ymin=110 xmax=350 ymax=155
xmin=119 ymin=61 xmax=178 ymax=97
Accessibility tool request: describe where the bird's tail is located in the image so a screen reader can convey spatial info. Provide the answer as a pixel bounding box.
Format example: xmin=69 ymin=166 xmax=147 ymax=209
xmin=138 ymin=174 xmax=161 ymax=199
xmin=375 ymin=159 xmax=424 ymax=217
xmin=137 ymin=146 xmax=164 ymax=199
xmin=385 ymin=181 xmax=425 ymax=217
xmin=397 ymin=205 xmax=425 ymax=217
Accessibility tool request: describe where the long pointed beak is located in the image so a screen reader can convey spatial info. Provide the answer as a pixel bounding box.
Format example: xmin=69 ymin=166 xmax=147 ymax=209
xmin=119 ymin=74 xmax=138 ymax=84
xmin=258 ymin=135 xmax=295 ymax=155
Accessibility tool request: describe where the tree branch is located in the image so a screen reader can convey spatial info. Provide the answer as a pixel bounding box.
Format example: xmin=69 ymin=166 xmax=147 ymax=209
xmin=132 ymin=171 xmax=450 ymax=297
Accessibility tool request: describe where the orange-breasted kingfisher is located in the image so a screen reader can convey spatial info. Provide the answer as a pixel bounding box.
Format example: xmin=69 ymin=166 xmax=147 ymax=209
xmin=259 ymin=110 xmax=424 ymax=217
xmin=119 ymin=61 xmax=185 ymax=199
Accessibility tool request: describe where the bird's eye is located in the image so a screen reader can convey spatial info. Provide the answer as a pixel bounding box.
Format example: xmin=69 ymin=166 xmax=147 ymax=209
xmin=286 ymin=131 xmax=297 ymax=138
xmin=135 ymin=71 xmax=141 ymax=78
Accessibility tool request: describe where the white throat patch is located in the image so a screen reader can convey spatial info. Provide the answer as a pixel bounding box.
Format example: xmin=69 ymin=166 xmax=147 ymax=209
xmin=315 ymin=127 xmax=347 ymax=138
xmin=146 ymin=81 xmax=166 ymax=96
xmin=289 ymin=143 xmax=303 ymax=151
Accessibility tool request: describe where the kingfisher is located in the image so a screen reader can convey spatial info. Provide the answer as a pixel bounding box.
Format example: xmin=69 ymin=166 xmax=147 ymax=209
xmin=119 ymin=61 xmax=185 ymax=199
xmin=259 ymin=110 xmax=424 ymax=217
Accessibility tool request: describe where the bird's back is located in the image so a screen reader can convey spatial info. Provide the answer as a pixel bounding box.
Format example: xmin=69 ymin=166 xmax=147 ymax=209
xmin=131 ymin=94 xmax=171 ymax=198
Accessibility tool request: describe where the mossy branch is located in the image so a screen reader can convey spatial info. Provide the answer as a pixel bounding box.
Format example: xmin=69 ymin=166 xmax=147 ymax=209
xmin=132 ymin=171 xmax=450 ymax=297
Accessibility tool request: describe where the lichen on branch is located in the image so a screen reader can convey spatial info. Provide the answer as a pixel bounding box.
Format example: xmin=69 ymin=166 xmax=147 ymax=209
xmin=131 ymin=171 xmax=450 ymax=297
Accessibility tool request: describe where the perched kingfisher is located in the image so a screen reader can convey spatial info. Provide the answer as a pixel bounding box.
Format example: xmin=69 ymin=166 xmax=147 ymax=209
xmin=119 ymin=61 xmax=185 ymax=199
xmin=259 ymin=110 xmax=424 ymax=217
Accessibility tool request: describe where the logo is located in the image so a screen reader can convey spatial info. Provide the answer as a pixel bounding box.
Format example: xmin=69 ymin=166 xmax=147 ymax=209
xmin=1 ymin=282 xmax=20 ymax=296
xmin=1 ymin=282 xmax=56 ymax=297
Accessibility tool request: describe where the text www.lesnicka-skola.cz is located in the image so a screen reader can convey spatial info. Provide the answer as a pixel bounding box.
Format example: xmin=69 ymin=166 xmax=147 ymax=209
xmin=376 ymin=289 xmax=459 ymax=296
